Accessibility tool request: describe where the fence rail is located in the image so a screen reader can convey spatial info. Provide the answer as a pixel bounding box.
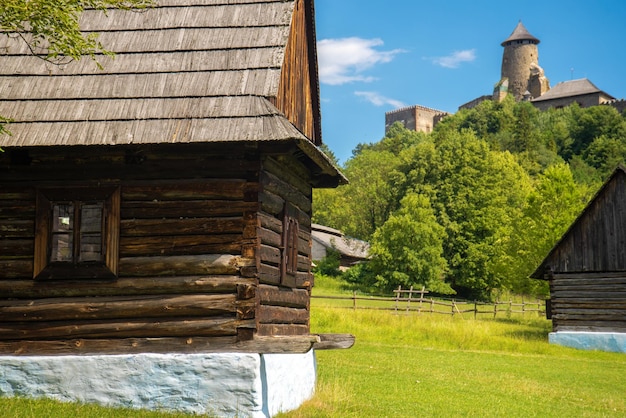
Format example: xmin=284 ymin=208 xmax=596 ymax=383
xmin=312 ymin=286 xmax=546 ymax=318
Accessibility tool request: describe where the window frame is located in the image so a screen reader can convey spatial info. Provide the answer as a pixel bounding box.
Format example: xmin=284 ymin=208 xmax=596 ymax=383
xmin=34 ymin=186 xmax=120 ymax=280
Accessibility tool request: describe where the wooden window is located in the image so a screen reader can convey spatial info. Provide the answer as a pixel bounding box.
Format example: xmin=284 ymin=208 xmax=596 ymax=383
xmin=281 ymin=203 xmax=300 ymax=283
xmin=34 ymin=187 xmax=120 ymax=280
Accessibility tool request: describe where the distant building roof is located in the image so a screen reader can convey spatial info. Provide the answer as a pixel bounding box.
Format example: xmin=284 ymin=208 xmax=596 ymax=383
xmin=532 ymin=78 xmax=615 ymax=102
xmin=311 ymin=224 xmax=369 ymax=261
xmin=501 ymin=21 xmax=540 ymax=46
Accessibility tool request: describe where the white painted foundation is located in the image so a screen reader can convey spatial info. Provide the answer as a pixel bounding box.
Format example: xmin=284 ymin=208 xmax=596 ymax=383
xmin=549 ymin=332 xmax=626 ymax=353
xmin=0 ymin=350 xmax=317 ymax=417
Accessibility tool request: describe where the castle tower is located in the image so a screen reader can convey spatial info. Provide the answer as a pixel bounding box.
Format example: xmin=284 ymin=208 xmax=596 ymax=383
xmin=495 ymin=21 xmax=549 ymax=101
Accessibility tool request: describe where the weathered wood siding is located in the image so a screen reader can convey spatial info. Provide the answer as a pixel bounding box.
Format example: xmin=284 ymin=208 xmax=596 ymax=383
xmin=273 ymin=0 xmax=321 ymax=145
xmin=0 ymin=145 xmax=260 ymax=351
xmin=534 ymin=168 xmax=626 ymax=334
xmin=540 ymin=170 xmax=626 ymax=272
xmin=550 ymin=272 xmax=626 ymax=332
xmin=257 ymin=155 xmax=313 ymax=336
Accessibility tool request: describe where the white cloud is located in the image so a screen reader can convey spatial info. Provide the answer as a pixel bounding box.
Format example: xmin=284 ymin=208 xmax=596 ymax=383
xmin=355 ymin=91 xmax=406 ymax=108
xmin=317 ymin=37 xmax=405 ymax=85
xmin=429 ymin=49 xmax=477 ymax=69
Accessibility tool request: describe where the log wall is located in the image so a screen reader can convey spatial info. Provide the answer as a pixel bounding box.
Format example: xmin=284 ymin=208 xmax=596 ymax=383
xmin=257 ymin=155 xmax=313 ymax=336
xmin=0 ymin=144 xmax=266 ymax=353
xmin=550 ymin=272 xmax=626 ymax=332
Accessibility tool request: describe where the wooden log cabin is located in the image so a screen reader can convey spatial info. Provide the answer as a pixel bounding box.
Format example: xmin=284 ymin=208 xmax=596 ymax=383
xmin=0 ymin=0 xmax=347 ymax=356
xmin=531 ymin=165 xmax=626 ymax=337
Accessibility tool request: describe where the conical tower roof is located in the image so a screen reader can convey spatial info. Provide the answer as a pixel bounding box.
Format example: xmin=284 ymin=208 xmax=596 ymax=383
xmin=501 ymin=21 xmax=540 ymax=46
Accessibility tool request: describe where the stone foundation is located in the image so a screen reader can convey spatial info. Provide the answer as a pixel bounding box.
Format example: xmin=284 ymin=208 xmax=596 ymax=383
xmin=0 ymin=350 xmax=316 ymax=417
xmin=549 ymin=332 xmax=626 ymax=353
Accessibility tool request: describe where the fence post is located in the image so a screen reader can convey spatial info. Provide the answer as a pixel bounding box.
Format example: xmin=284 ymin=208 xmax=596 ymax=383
xmin=418 ymin=286 xmax=425 ymax=314
xmin=406 ymin=285 xmax=413 ymax=313
xmin=430 ymin=298 xmax=434 ymax=314
xmin=509 ymin=300 xmax=512 ymax=318
xmin=494 ymin=301 xmax=498 ymax=319
xmin=522 ymin=295 xmax=525 ymax=316
xmin=394 ymin=285 xmax=401 ymax=313
xmin=474 ymin=300 xmax=477 ymax=319
xmin=452 ymin=299 xmax=455 ymax=316
xmin=353 ymin=290 xmax=357 ymax=310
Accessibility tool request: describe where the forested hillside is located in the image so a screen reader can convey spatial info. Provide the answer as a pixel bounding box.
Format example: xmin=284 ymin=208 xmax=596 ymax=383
xmin=314 ymin=97 xmax=626 ymax=299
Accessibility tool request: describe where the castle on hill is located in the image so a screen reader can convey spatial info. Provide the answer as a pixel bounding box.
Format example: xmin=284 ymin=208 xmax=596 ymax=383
xmin=386 ymin=21 xmax=626 ymax=134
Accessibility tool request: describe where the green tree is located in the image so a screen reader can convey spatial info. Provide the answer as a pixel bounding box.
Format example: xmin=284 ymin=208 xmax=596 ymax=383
xmin=567 ymin=105 xmax=626 ymax=158
xmin=1 ymin=0 xmax=153 ymax=61
xmin=583 ymin=135 xmax=626 ymax=178
xmin=368 ymin=193 xmax=452 ymax=294
xmin=312 ymin=148 xmax=405 ymax=241
xmin=427 ymin=130 xmax=530 ymax=299
xmin=497 ymin=163 xmax=589 ymax=296
xmin=0 ymin=0 xmax=154 ymax=135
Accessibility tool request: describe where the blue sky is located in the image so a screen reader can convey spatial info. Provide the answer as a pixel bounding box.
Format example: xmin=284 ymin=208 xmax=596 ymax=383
xmin=314 ymin=0 xmax=626 ymax=164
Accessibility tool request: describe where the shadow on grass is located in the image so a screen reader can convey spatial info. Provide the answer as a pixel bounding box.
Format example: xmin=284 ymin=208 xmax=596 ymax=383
xmin=492 ymin=317 xmax=551 ymax=342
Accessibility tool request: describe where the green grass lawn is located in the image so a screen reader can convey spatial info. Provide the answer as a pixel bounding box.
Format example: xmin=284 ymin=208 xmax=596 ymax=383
xmin=2 ymin=276 xmax=625 ymax=417
xmin=278 ymin=306 xmax=626 ymax=418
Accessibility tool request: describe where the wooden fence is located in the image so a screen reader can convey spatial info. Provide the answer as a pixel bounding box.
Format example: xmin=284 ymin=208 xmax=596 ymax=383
xmin=311 ymin=286 xmax=546 ymax=318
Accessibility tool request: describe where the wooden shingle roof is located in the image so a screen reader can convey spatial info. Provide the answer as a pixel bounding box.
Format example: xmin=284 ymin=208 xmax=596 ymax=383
xmin=0 ymin=0 xmax=336 ymax=177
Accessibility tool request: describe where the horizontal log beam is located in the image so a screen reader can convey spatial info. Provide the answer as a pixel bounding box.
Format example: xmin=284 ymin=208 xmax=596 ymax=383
xmin=0 ymin=294 xmax=255 ymax=322
xmin=554 ymin=320 xmax=626 ymax=333
xmin=256 ymin=323 xmax=309 ymax=336
xmin=258 ymin=263 xmax=310 ymax=288
xmin=0 ymin=276 xmax=256 ymax=298
xmin=550 ymin=291 xmax=626 ymax=298
xmin=119 ymin=235 xmax=242 ymax=257
xmin=121 ymin=217 xmax=243 ymax=236
xmin=0 ymin=220 xmax=34 ymax=238
xmin=312 ymin=333 xmax=355 ymax=350
xmin=552 ymin=272 xmax=626 ymax=280
xmin=121 ymin=200 xmax=257 ymax=219
xmin=0 ymin=317 xmax=255 ymax=340
xmin=119 ymin=254 xmax=254 ymax=276
xmin=0 ymin=259 xmax=33 ymax=279
xmin=258 ymin=284 xmax=309 ymax=308
xmin=257 ymin=305 xmax=308 ymax=325
xmin=0 ymin=239 xmax=33 ymax=257
xmin=0 ymin=335 xmax=320 ymax=356
xmin=554 ymin=315 xmax=626 ymax=322
xmin=122 ymin=180 xmax=247 ymax=201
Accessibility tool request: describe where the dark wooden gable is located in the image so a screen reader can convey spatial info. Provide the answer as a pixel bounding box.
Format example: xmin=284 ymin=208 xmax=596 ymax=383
xmin=532 ymin=166 xmax=626 ymax=278
xmin=272 ymin=0 xmax=321 ymax=145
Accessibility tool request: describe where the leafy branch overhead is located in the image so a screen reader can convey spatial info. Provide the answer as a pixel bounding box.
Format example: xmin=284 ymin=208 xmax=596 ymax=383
xmin=0 ymin=0 xmax=153 ymax=62
xmin=0 ymin=0 xmax=155 ymax=136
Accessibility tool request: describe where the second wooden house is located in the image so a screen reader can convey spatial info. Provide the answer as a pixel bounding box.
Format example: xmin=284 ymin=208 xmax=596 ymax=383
xmin=531 ymin=166 xmax=626 ymax=353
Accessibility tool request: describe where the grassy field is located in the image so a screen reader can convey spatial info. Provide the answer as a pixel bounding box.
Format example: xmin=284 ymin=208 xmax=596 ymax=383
xmin=275 ymin=276 xmax=626 ymax=417
xmin=2 ymin=276 xmax=625 ymax=417
xmin=278 ymin=307 xmax=626 ymax=417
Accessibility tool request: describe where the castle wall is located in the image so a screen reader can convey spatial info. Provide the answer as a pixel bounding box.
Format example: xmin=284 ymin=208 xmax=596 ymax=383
xmin=385 ymin=105 xmax=448 ymax=133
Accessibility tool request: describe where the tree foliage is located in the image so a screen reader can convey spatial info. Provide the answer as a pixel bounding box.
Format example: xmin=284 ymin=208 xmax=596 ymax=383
xmin=314 ymin=98 xmax=623 ymax=299
xmin=0 ymin=0 xmax=153 ymax=61
xmin=368 ymin=193 xmax=451 ymax=294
